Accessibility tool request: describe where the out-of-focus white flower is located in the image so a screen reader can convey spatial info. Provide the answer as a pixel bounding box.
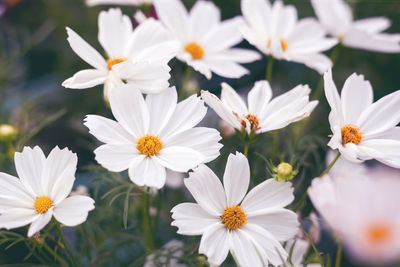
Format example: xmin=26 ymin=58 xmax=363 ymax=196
xmin=201 ymin=81 xmax=318 ymax=135
xmin=86 ymin=0 xmax=152 ymax=7
xmin=69 ymin=185 xmax=89 ymax=197
xmin=324 ymin=69 xmax=400 ymax=168
xmin=0 ymin=146 xmax=95 ymax=237
xmin=63 ymin=8 xmax=178 ymax=100
xmin=309 ymin=212 xmax=321 ymax=244
xmin=144 ymin=239 xmax=185 ymax=267
xmin=165 ymin=169 xmax=184 ymax=189
xmin=84 ymin=85 xmax=222 ymax=189
xmin=308 ymin=173 xmax=400 ymax=264
xmin=153 ymin=0 xmax=261 ymax=80
xmin=311 ymin=0 xmax=400 ymax=53
xmin=240 ymin=0 xmax=337 ymax=74
xmin=171 ymin=152 xmax=299 ymax=266
xmin=283 ymin=239 xmax=321 ymax=267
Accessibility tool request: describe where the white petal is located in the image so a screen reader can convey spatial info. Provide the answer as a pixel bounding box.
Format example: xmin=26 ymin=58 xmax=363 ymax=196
xmin=204 ymin=58 xmax=250 ymax=79
xmin=0 ymin=208 xmax=38 ymax=230
xmin=84 ymin=115 xmax=134 ymax=144
xmin=288 ymin=52 xmax=333 ymax=74
xmin=190 ymin=0 xmax=220 ymax=42
xmin=247 ymin=208 xmax=299 ymax=241
xmin=94 ymin=143 xmax=137 ymax=172
xmin=14 ymin=146 xmax=46 ymax=196
xmin=324 ymin=69 xmax=343 ymax=123
xmin=241 ymin=0 xmax=271 ymax=39
xmin=338 ymin=142 xmax=364 ymax=163
xmin=343 ymin=28 xmax=400 ymax=53
xmin=183 ymin=164 xmax=226 ymax=216
xmin=65 ymin=27 xmax=107 ymax=70
xmin=230 ymin=229 xmax=265 ymax=267
xmin=0 ymin=173 xmax=33 ymax=208
xmin=129 ymin=156 xmax=166 ymax=188
xmin=199 ymin=224 xmax=230 ymax=266
xmin=242 ymin=179 xmax=294 ymax=215
xmin=62 ymin=69 xmax=107 ymax=89
xmin=108 ymin=83 xmax=150 ymax=137
xmin=154 ymin=146 xmax=205 ymax=173
xmin=358 ymin=140 xmax=400 ymax=168
xmin=27 ymin=210 xmax=53 ymax=237
xmin=171 ymin=203 xmax=219 ymax=235
xmin=221 ymin=82 xmax=248 ymax=115
xmin=340 ymin=73 xmax=373 ymax=124
xmin=223 ymin=153 xmax=250 ymax=207
xmin=98 ymin=8 xmax=132 ymax=58
xmin=248 ymin=80 xmax=273 ymax=115
xmin=185 ymin=59 xmax=213 ymax=80
xmin=203 ymin=17 xmax=244 ymax=52
xmin=209 ymin=48 xmax=261 ymax=63
xmin=146 ymin=87 xmax=177 ymax=135
xmin=53 ymin=196 xmax=95 ymax=226
xmin=352 ymin=17 xmax=391 ymax=34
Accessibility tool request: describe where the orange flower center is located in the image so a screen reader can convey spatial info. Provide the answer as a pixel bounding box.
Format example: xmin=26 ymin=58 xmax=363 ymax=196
xmin=34 ymin=196 xmax=53 ymax=214
xmin=280 ymin=38 xmax=288 ymax=51
xmin=240 ymin=114 xmax=260 ymax=131
xmin=221 ymin=205 xmax=247 ymax=230
xmin=107 ymin=57 xmax=128 ymax=70
xmin=136 ymin=135 xmax=163 ymax=156
xmin=184 ymin=42 xmax=204 ymax=60
xmin=367 ymin=223 xmax=392 ymax=244
xmin=341 ymin=124 xmax=363 ymax=145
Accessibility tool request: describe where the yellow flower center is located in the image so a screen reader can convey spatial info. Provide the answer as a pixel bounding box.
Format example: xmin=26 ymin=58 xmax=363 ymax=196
xmin=267 ymin=39 xmax=272 ymax=48
xmin=34 ymin=196 xmax=53 ymax=214
xmin=136 ymin=135 xmax=163 ymax=156
xmin=107 ymin=57 xmax=128 ymax=70
xmin=367 ymin=223 xmax=392 ymax=244
xmin=221 ymin=205 xmax=247 ymax=230
xmin=280 ymin=38 xmax=288 ymax=51
xmin=341 ymin=124 xmax=363 ymax=145
xmin=240 ymin=114 xmax=260 ymax=131
xmin=184 ymin=42 xmax=204 ymax=60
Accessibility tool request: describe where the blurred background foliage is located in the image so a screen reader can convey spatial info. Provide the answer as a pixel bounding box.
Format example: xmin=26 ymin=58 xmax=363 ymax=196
xmin=0 ymin=0 xmax=399 ymax=266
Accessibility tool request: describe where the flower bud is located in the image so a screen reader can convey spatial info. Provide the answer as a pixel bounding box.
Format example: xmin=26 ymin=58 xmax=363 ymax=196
xmin=0 ymin=124 xmax=17 ymax=141
xmin=273 ymin=162 xmax=298 ymax=182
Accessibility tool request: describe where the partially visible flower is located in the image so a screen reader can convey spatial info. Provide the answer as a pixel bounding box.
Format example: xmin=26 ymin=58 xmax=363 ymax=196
xmin=309 ymin=212 xmax=321 ymax=244
xmin=201 ymin=81 xmax=318 ymax=135
xmin=311 ymin=0 xmax=400 ymax=53
xmin=240 ymin=0 xmax=338 ymax=74
xmin=154 ymin=0 xmax=261 ymax=79
xmin=62 ymin=8 xmax=178 ymax=100
xmin=165 ymin=170 xmax=184 ymax=189
xmin=0 ymin=146 xmax=95 ymax=237
xmin=86 ymin=0 xmax=152 ymax=7
xmin=69 ymin=185 xmax=89 ymax=197
xmin=308 ymin=173 xmax=400 ymax=264
xmin=324 ymin=69 xmax=400 ymax=168
xmin=283 ymin=238 xmax=321 ymax=267
xmin=84 ymin=85 xmax=222 ymax=189
xmin=144 ymin=240 xmax=185 ymax=267
xmin=0 ymin=124 xmax=17 ymax=141
xmin=171 ymin=152 xmax=299 ymax=266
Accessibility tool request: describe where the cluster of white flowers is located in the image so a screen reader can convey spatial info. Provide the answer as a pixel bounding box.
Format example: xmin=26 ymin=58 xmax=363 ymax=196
xmin=0 ymin=0 xmax=399 ymax=266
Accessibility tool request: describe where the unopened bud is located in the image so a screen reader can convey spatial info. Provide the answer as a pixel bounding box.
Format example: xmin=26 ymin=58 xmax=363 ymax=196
xmin=0 ymin=124 xmax=17 ymax=141
xmin=273 ymin=162 xmax=298 ymax=182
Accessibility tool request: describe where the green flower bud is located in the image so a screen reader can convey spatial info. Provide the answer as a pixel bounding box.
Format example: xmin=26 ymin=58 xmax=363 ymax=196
xmin=273 ymin=162 xmax=298 ymax=182
xmin=0 ymin=124 xmax=17 ymax=141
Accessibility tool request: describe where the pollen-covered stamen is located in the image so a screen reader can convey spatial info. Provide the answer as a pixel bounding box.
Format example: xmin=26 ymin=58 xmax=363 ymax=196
xmin=221 ymin=205 xmax=247 ymax=230
xmin=107 ymin=57 xmax=128 ymax=70
xmin=136 ymin=135 xmax=163 ymax=156
xmin=240 ymin=114 xmax=260 ymax=131
xmin=367 ymin=223 xmax=392 ymax=244
xmin=341 ymin=124 xmax=363 ymax=145
xmin=185 ymin=42 xmax=204 ymax=60
xmin=34 ymin=196 xmax=53 ymax=214
xmin=280 ymin=38 xmax=288 ymax=51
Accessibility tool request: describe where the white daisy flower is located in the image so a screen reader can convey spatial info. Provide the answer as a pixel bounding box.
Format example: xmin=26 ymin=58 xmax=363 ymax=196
xmin=311 ymin=0 xmax=400 ymax=53
xmin=153 ymin=0 xmax=261 ymax=80
xmin=308 ymin=173 xmax=400 ymax=264
xmin=324 ymin=69 xmax=400 ymax=168
xmin=62 ymin=8 xmax=179 ymax=99
xmin=86 ymin=0 xmax=152 ymax=7
xmin=240 ymin=0 xmax=338 ymax=74
xmin=84 ymin=84 xmax=222 ymax=189
xmin=171 ymin=152 xmax=299 ymax=267
xmin=0 ymin=146 xmax=95 ymax=237
xmin=201 ymin=81 xmax=318 ymax=135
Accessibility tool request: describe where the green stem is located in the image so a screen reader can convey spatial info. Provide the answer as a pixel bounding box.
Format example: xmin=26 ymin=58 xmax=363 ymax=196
xmin=266 ymin=56 xmax=275 ymax=82
xmin=142 ymin=191 xmax=154 ymax=252
xmin=320 ymin=152 xmax=341 ymax=177
xmin=244 ymin=142 xmax=249 ymax=158
xmin=181 ymin=66 xmax=192 ymax=90
xmin=56 ymin=222 xmax=77 ymax=267
xmin=335 ymin=244 xmax=342 ymax=267
xmin=41 ymin=239 xmax=68 ymax=267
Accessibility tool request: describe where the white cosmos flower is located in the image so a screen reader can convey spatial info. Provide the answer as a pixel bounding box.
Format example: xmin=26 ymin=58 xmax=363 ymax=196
xmin=201 ymin=81 xmax=318 ymax=135
xmin=153 ymin=0 xmax=261 ymax=80
xmin=171 ymin=152 xmax=299 ymax=267
xmin=0 ymin=146 xmax=95 ymax=237
xmin=84 ymin=84 xmax=222 ymax=189
xmin=324 ymin=69 xmax=400 ymax=168
xmin=62 ymin=8 xmax=178 ymax=99
xmin=308 ymin=173 xmax=400 ymax=264
xmin=311 ymin=0 xmax=400 ymax=53
xmin=86 ymin=0 xmax=152 ymax=7
xmin=240 ymin=0 xmax=338 ymax=74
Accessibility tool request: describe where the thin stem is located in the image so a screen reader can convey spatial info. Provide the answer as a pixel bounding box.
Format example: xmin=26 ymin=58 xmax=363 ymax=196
xmin=335 ymin=244 xmax=342 ymax=267
xmin=266 ymin=56 xmax=275 ymax=82
xmin=57 ymin=222 xmax=77 ymax=267
xmin=41 ymin=239 xmax=68 ymax=267
xmin=320 ymin=152 xmax=341 ymax=177
xmin=244 ymin=142 xmax=249 ymax=158
xmin=142 ymin=191 xmax=154 ymax=252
